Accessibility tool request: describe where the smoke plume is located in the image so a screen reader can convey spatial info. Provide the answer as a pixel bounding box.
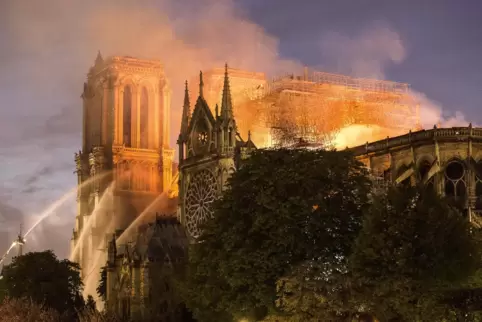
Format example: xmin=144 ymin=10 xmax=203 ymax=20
xmin=319 ymin=22 xmax=471 ymax=129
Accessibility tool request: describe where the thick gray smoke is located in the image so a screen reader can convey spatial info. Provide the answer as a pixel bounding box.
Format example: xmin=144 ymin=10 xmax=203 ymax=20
xmin=319 ymin=22 xmax=471 ymax=129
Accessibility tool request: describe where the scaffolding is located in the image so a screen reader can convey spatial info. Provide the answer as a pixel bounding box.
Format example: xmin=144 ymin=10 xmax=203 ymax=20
xmin=236 ymin=68 xmax=420 ymax=147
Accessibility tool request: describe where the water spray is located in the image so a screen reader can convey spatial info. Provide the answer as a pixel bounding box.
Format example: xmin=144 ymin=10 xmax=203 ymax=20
xmin=0 ymin=171 xmax=112 ymax=267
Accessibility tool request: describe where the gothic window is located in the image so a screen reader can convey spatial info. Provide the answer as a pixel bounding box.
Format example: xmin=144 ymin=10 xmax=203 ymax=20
xmin=198 ymin=131 xmax=208 ymax=145
xmin=194 ymin=120 xmax=210 ymax=154
xmin=185 ymin=170 xmax=217 ymax=238
xmin=140 ymin=87 xmax=149 ymax=149
xmin=418 ymin=160 xmax=434 ymax=190
xmin=475 ymin=161 xmax=482 ymax=209
xmin=444 ymin=160 xmax=466 ymax=199
xmin=123 ymin=86 xmax=132 ymax=147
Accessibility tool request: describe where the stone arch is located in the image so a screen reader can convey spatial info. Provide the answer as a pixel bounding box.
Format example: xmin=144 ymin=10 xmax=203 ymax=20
xmin=121 ymin=81 xmax=135 ymax=147
xmin=192 ymin=114 xmax=212 ymax=155
xmin=417 ymin=158 xmax=435 ymax=189
xmin=395 ymin=162 xmax=412 ymax=187
xmin=139 ymin=86 xmax=149 ymax=149
xmin=444 ymin=158 xmax=467 ymax=200
xmin=137 ymin=77 xmax=157 ymax=94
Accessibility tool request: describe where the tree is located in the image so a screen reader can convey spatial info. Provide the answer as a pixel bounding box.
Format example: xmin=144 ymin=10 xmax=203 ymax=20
xmin=1 ymin=250 xmax=85 ymax=317
xmin=182 ymin=148 xmax=372 ymax=321
xmin=97 ymin=266 xmax=107 ymax=302
xmin=350 ymin=185 xmax=482 ymax=321
xmin=0 ymin=297 xmax=61 ymax=322
xmin=85 ymin=295 xmax=97 ymax=312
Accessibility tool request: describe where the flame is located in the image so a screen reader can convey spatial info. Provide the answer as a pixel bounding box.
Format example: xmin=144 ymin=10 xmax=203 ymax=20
xmin=332 ymin=124 xmax=406 ymax=149
xmin=197 ymin=68 xmax=418 ymax=149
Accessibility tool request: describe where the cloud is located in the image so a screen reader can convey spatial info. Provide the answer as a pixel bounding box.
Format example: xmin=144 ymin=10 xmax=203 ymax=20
xmin=319 ymin=22 xmax=471 ymax=129
xmin=320 ymin=21 xmax=406 ymax=79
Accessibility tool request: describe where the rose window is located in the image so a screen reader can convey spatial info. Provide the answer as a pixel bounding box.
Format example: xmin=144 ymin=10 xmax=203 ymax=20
xmin=185 ymin=169 xmax=218 ymax=238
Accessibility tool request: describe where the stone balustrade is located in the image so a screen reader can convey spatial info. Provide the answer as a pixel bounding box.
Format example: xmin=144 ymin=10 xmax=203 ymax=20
xmin=350 ymin=125 xmax=480 ymax=156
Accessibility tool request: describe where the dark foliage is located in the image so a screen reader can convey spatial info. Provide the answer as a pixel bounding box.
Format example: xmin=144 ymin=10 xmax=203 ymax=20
xmin=350 ymin=185 xmax=482 ymax=321
xmin=1 ymin=250 xmax=85 ymax=318
xmin=97 ymin=266 xmax=107 ymax=301
xmin=182 ymin=148 xmax=372 ymax=321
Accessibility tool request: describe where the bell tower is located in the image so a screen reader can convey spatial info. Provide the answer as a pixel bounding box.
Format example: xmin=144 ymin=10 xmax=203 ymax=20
xmin=71 ymin=53 xmax=174 ymax=281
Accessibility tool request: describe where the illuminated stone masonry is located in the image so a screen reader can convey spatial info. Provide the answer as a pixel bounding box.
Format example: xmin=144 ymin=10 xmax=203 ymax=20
xmin=350 ymin=124 xmax=482 ymax=224
xmin=72 ymin=53 xmax=175 ymax=295
xmin=178 ymin=65 xmax=257 ymax=240
xmin=198 ymin=67 xmax=420 ymax=149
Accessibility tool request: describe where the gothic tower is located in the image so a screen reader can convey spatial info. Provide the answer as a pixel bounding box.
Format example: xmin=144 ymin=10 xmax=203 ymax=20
xmin=177 ymin=64 xmax=255 ymax=240
xmin=71 ymin=53 xmax=174 ymax=279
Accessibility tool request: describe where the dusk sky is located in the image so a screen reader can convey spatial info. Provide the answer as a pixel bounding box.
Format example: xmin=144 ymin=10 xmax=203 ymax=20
xmin=0 ymin=0 xmax=479 ymax=260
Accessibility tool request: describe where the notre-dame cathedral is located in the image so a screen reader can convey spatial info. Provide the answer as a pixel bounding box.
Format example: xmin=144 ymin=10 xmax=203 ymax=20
xmin=72 ymin=53 xmax=254 ymax=320
xmin=71 ymin=53 xmax=177 ymax=314
xmin=73 ymin=52 xmax=482 ymax=321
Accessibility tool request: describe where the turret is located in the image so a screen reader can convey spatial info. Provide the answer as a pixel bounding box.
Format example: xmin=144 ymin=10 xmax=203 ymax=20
xmin=220 ymin=64 xmax=234 ymax=121
xmin=216 ymin=64 xmax=237 ymax=155
xmin=178 ymin=81 xmax=191 ymax=162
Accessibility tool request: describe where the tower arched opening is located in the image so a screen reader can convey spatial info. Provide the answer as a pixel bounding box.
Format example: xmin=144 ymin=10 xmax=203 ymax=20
xmin=140 ymin=87 xmax=149 ymax=149
xmin=123 ymin=85 xmax=133 ymax=147
xmin=418 ymin=159 xmax=434 ymax=190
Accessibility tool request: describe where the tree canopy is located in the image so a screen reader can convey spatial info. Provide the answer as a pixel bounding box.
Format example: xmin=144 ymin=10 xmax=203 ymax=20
xmin=1 ymin=250 xmax=85 ymax=317
xmin=182 ymin=148 xmax=372 ymax=321
xmin=350 ymin=185 xmax=482 ymax=321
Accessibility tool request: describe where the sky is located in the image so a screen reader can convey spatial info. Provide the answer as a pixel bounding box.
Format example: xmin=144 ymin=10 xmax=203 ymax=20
xmin=0 ymin=0 xmax=481 ymax=260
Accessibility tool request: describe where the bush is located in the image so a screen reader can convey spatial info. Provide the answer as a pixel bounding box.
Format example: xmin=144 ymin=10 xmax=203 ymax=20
xmin=0 ymin=297 xmax=61 ymax=322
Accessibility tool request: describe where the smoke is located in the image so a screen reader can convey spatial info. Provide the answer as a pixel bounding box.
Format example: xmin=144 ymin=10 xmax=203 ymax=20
xmin=319 ymin=22 xmax=471 ymax=129
xmin=320 ymin=21 xmax=406 ymax=79
xmin=0 ymin=0 xmax=301 ymax=257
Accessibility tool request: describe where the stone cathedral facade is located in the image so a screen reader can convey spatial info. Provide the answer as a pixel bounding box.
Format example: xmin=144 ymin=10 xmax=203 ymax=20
xmin=177 ymin=65 xmax=256 ymax=239
xmin=71 ymin=53 xmax=175 ymax=281
xmin=351 ymin=125 xmax=482 ymax=222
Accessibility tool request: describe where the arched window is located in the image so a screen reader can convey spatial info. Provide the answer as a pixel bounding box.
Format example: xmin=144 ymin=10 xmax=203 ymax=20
xmin=123 ymin=86 xmax=132 ymax=147
xmin=418 ymin=160 xmax=434 ymax=190
xmin=228 ymin=128 xmax=233 ymax=147
xmin=140 ymin=87 xmax=149 ymax=149
xmin=444 ymin=160 xmax=466 ymax=199
xmin=475 ymin=161 xmax=482 ymax=209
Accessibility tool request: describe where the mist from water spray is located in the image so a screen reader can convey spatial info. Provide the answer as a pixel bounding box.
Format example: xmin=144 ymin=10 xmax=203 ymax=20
xmin=80 ymin=175 xmax=177 ymax=303
xmin=79 ymin=183 xmax=117 ymax=304
xmin=69 ymin=178 xmax=117 ymax=262
xmin=115 ymin=192 xmax=169 ymax=245
xmin=116 ymin=173 xmax=178 ymax=245
xmin=0 ymin=171 xmax=112 ymax=266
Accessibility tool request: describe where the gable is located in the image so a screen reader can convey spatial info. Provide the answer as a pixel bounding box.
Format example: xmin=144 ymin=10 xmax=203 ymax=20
xmin=187 ymin=96 xmax=215 ymax=135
